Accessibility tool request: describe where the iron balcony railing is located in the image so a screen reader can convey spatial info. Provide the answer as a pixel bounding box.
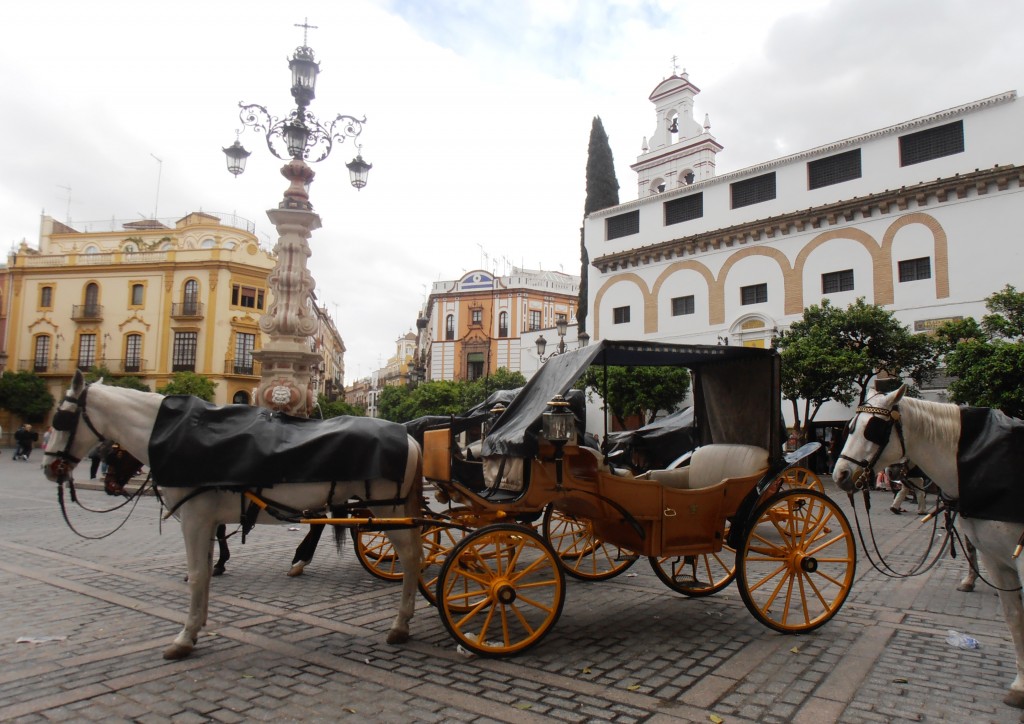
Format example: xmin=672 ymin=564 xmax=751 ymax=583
xmin=19 ymin=358 xmax=149 ymax=375
xmin=71 ymin=304 xmax=103 ymax=321
xmin=171 ymin=302 xmax=204 ymax=318
xmin=223 ymin=359 xmax=261 ymax=376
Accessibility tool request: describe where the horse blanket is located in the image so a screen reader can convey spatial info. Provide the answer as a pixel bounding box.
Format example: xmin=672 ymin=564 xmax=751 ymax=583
xmin=957 ymin=406 xmax=1024 ymax=524
xmin=148 ymin=396 xmax=410 ymax=488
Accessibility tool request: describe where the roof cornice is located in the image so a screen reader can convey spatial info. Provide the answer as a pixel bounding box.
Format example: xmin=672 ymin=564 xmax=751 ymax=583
xmin=593 ymin=164 xmax=1024 ymax=273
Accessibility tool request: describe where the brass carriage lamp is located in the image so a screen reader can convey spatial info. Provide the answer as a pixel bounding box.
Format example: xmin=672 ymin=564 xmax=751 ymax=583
xmin=542 ymin=394 xmax=574 ymax=487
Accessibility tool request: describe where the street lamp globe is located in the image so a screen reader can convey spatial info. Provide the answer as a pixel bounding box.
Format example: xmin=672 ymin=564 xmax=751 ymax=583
xmin=535 ymin=335 xmax=547 ymax=359
xmin=222 ymin=139 xmax=251 ymax=176
xmin=346 ymin=154 xmax=372 ymax=190
xmin=289 ymin=45 xmax=320 ymax=107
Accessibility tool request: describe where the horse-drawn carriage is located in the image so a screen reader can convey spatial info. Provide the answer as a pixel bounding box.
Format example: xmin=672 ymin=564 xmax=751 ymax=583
xmin=402 ymin=340 xmax=856 ymax=656
xmin=42 ymin=340 xmax=855 ymax=661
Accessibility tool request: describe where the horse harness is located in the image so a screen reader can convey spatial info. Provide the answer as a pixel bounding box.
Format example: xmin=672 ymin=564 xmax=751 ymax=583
xmin=45 ymin=384 xmax=106 ymax=481
xmin=837 ymin=402 xmax=907 ymax=490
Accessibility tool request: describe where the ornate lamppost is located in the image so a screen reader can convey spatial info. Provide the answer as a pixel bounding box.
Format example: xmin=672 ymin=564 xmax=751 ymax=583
xmin=223 ymin=20 xmax=370 ymax=416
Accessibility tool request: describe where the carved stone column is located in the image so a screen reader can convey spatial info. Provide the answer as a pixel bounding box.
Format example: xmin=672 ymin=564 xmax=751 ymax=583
xmin=252 ymin=160 xmax=322 ymax=416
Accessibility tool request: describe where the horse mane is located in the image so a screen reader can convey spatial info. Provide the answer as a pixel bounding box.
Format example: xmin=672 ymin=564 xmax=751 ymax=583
xmin=895 ymin=395 xmax=960 ymax=449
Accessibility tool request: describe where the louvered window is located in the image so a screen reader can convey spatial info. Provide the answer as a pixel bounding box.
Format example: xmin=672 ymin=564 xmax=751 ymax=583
xmin=899 ymin=121 xmax=964 ymax=166
xmin=731 ymin=173 xmax=776 ymax=209
xmin=664 ymin=193 xmax=703 ymax=225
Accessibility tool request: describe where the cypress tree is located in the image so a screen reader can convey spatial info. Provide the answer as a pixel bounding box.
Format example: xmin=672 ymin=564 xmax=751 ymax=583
xmin=578 ymin=116 xmax=620 ymax=334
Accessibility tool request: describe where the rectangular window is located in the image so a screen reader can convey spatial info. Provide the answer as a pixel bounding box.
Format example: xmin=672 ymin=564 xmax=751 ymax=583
xmin=172 ymin=331 xmax=198 ymax=372
xmin=731 ymin=173 xmax=776 ymax=209
xmin=77 ymin=333 xmax=96 ymax=370
xmin=39 ymin=285 xmax=53 ymax=309
xmin=467 ymin=352 xmax=485 ymax=381
xmin=822 ymin=269 xmax=855 ymax=294
xmin=899 ymin=120 xmax=964 ymax=167
xmin=606 ymin=210 xmax=640 ymax=240
xmin=445 ymin=315 xmax=455 ymax=341
xmin=231 ymin=284 xmax=265 ymax=310
xmin=741 ymin=284 xmax=768 ymax=306
xmin=529 ymin=310 xmax=541 ymax=331
xmin=671 ymin=295 xmax=695 ymax=316
xmin=471 ymin=309 xmax=483 ymax=325
xmin=131 ymin=283 xmax=144 ymax=306
xmin=664 ymin=193 xmax=704 ymax=226
xmin=808 ymin=149 xmax=862 ymax=190
xmin=898 ymin=257 xmax=932 ymax=282
xmin=234 ymin=332 xmax=255 ymax=375
xmin=34 ymin=336 xmax=50 ymax=373
xmin=613 ymin=306 xmax=631 ymax=324
xmin=125 ymin=334 xmax=142 ymax=373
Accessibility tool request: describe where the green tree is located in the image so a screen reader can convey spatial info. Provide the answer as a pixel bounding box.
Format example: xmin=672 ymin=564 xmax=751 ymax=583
xmin=0 ymin=371 xmax=56 ymax=423
xmin=579 ymin=116 xmax=620 ymax=334
xmin=377 ymin=369 xmax=526 ymax=423
xmin=781 ymin=299 xmax=936 ymax=409
xmin=582 ymin=366 xmax=691 ymax=428
xmin=461 ymin=368 xmax=527 ymax=410
xmin=935 ymin=284 xmax=1024 ymax=417
xmin=157 ymin=372 xmax=217 ymax=401
xmin=83 ymin=365 xmax=151 ymax=392
xmin=315 ymin=395 xmax=365 ymax=418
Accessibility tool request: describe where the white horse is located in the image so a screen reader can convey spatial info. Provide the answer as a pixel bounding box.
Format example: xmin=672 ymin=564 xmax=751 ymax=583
xmin=42 ymin=371 xmax=423 ymax=660
xmin=833 ymin=385 xmax=1024 ymax=709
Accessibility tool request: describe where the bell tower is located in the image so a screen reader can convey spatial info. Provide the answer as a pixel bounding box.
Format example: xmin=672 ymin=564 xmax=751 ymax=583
xmin=631 ymin=67 xmax=723 ymax=197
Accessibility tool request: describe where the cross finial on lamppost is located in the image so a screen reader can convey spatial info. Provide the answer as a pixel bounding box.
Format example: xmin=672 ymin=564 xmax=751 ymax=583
xmin=295 ymin=17 xmax=318 ymax=45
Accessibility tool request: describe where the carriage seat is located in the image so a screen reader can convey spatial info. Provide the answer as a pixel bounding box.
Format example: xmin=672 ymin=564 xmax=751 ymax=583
xmin=566 ymin=445 xmax=633 ymax=479
xmin=641 ymin=444 xmax=768 ymax=490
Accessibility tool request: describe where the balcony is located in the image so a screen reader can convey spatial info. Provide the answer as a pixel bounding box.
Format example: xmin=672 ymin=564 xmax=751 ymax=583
xmin=71 ymin=304 xmax=103 ymax=321
xmin=171 ymin=302 xmax=204 ymax=319
xmin=223 ymin=359 xmax=261 ymax=376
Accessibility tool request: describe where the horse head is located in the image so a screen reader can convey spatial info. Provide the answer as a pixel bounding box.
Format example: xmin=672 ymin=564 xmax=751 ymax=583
xmin=43 ymin=370 xmax=104 ymax=483
xmin=832 ymin=384 xmax=908 ymax=492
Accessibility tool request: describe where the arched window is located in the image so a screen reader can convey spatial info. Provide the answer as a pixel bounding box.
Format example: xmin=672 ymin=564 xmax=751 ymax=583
xmin=183 ymin=280 xmax=199 ymax=315
xmin=498 ymin=311 xmax=508 ymax=338
xmin=200 ymin=238 xmax=217 ymax=249
xmin=445 ymin=315 xmax=455 ymax=341
xmin=83 ymin=283 xmax=100 ymax=317
xmin=233 ymin=390 xmax=251 ymax=404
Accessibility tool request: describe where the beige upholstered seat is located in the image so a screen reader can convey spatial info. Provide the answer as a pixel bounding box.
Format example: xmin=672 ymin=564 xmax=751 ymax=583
xmin=646 ymin=444 xmax=769 ymax=489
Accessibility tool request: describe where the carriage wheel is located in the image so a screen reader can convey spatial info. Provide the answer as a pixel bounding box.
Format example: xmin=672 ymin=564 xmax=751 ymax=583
xmin=436 ymin=524 xmax=565 ymax=657
xmin=418 ymin=507 xmax=479 ymax=608
xmin=649 ymin=523 xmax=735 ymax=597
xmin=351 ymin=528 xmax=404 ymax=582
xmin=736 ymin=489 xmax=855 ymax=633
xmin=541 ymin=506 xmax=638 ymax=581
xmin=778 ymin=466 xmax=824 ymax=492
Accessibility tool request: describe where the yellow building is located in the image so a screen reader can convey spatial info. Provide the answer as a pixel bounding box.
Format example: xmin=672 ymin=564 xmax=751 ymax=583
xmin=421 ymin=268 xmax=580 ymax=381
xmin=5 ymin=212 xmax=277 ymax=406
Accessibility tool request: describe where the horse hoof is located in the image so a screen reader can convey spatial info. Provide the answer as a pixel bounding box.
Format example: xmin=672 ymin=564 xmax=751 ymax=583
xmin=162 ymin=644 xmax=193 ymax=660
xmin=212 ymin=565 xmax=225 ymax=577
xmin=1004 ymin=690 xmax=1024 ymax=708
xmin=287 ymin=562 xmax=306 ymax=577
xmin=956 ymin=582 xmax=976 ymax=593
xmin=386 ymin=630 xmax=409 ymax=645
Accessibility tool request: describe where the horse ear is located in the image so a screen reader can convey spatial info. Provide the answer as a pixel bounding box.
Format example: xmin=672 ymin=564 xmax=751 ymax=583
xmin=890 ymin=383 xmax=908 ymax=405
xmin=72 ymin=369 xmax=85 ymax=393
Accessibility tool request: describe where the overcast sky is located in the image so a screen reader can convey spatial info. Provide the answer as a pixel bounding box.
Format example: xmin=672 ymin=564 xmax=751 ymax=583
xmin=3 ymin=0 xmax=1022 ymax=380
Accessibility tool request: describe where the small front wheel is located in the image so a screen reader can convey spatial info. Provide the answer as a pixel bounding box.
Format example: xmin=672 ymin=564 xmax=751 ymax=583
xmin=436 ymin=524 xmax=565 ymax=657
xmin=351 ymin=528 xmax=404 ymax=581
xmin=736 ymin=488 xmax=855 ymax=633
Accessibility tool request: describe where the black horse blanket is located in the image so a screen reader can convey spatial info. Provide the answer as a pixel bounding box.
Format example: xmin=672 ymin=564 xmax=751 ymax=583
xmin=148 ymin=396 xmax=411 ymax=488
xmin=958 ymin=407 xmax=1024 ymax=524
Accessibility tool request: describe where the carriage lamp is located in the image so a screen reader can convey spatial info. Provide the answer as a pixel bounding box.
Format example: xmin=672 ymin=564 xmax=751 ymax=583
xmin=542 ymin=395 xmax=574 ymax=486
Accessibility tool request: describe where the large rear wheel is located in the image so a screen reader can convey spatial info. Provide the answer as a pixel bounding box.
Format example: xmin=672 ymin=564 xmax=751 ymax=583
xmin=436 ymin=524 xmax=565 ymax=657
xmin=650 ymin=523 xmax=735 ymax=597
xmin=736 ymin=488 xmax=855 ymax=633
xmin=777 ymin=466 xmax=823 ymax=492
xmin=418 ymin=507 xmax=478 ymax=607
xmin=542 ymin=506 xmax=638 ymax=581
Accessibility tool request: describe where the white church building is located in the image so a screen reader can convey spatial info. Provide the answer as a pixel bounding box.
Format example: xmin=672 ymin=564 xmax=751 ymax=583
xmin=584 ymin=72 xmax=1024 ymax=405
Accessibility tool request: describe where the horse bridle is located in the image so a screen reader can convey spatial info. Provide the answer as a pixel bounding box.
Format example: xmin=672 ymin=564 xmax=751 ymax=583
xmin=45 ymin=384 xmax=106 ymax=475
xmin=837 ymin=402 xmax=907 ymax=490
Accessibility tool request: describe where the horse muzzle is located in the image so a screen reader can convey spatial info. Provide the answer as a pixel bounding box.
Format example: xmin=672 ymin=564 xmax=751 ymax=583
xmin=44 ymin=457 xmax=73 ymax=483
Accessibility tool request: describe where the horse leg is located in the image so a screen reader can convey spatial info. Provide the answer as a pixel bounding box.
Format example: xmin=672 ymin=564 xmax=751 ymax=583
xmin=957 ymin=536 xmax=978 ymax=592
xmin=384 ymin=524 xmax=421 ymax=645
xmin=288 ymin=524 xmax=325 ymax=577
xmin=165 ymin=511 xmax=216 ymax=660
xmin=972 ymin=543 xmax=1024 ymax=708
xmin=213 ymin=524 xmax=230 ymax=576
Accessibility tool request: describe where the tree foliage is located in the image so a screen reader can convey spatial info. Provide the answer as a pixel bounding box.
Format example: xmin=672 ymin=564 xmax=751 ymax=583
xmin=377 ymin=369 xmax=527 ymax=423
xmin=83 ymin=366 xmax=151 ymax=392
xmin=315 ymin=395 xmax=365 ymax=418
xmin=0 ymin=371 xmax=56 ymax=423
xmin=581 ymin=366 xmax=691 ymax=428
xmin=776 ymin=298 xmax=938 ymax=435
xmin=157 ymin=372 xmax=217 ymax=401
xmin=935 ymin=284 xmax=1024 ymax=417
xmin=579 ymin=116 xmax=620 ymax=334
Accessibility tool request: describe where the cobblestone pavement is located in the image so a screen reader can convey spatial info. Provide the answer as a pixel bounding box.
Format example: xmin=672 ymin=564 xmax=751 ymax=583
xmin=1 ymin=451 xmax=1020 ymax=723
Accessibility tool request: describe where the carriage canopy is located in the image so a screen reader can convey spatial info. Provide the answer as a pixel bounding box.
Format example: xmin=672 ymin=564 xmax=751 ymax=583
xmin=480 ymin=340 xmax=782 ymax=467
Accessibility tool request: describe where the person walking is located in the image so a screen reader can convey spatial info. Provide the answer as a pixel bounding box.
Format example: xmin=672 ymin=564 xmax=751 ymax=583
xmin=13 ymin=425 xmax=30 ymax=460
